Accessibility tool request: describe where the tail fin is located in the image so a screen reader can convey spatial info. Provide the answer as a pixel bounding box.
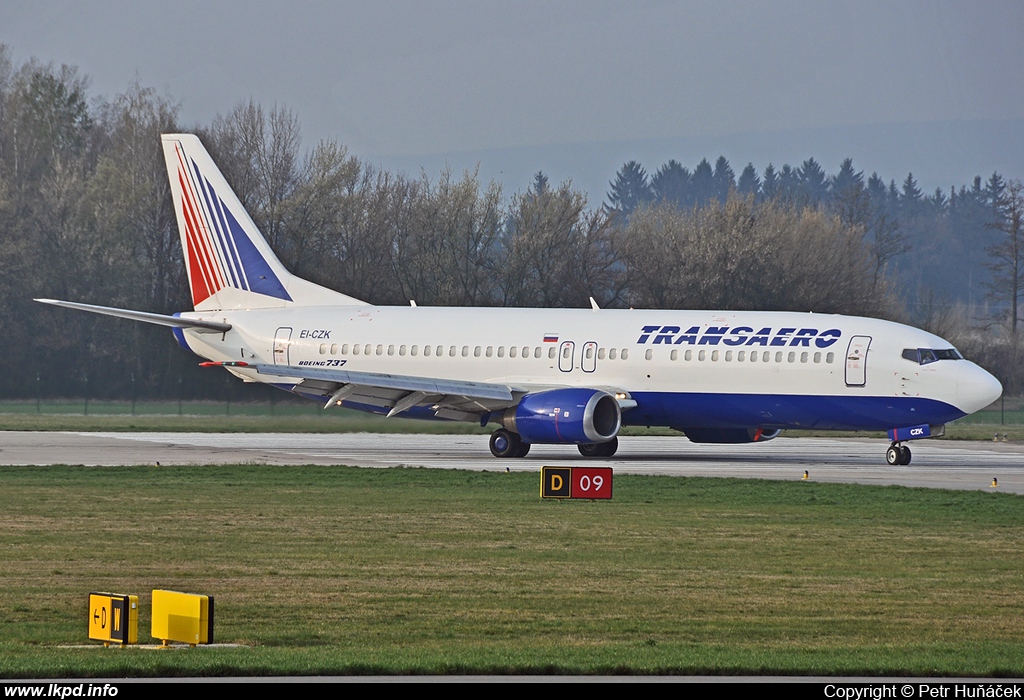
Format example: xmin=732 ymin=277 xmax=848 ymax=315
xmin=162 ymin=133 xmax=368 ymax=311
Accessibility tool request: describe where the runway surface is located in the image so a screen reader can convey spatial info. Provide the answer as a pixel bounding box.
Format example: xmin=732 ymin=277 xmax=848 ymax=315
xmin=1 ymin=431 xmax=1022 ymax=493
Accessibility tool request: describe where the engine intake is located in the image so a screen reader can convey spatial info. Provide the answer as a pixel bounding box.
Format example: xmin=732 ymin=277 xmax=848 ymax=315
xmin=502 ymin=388 xmax=621 ymax=444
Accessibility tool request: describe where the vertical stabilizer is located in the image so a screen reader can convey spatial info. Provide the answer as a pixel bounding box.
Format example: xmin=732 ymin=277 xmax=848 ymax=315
xmin=162 ymin=133 xmax=368 ymax=311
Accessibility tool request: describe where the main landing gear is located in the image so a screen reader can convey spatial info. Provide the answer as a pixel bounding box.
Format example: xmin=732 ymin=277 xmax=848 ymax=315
xmin=489 ymin=428 xmax=531 ymax=458
xmin=578 ymin=437 xmax=618 ymax=458
xmin=886 ymin=442 xmax=912 ymax=466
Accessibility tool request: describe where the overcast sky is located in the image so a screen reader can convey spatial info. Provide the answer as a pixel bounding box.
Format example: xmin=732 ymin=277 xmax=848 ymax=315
xmin=3 ymin=1 xmax=1023 ymax=199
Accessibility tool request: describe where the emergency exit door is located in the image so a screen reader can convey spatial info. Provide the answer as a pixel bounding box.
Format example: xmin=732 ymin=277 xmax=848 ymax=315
xmin=274 ymin=327 xmax=293 ymax=366
xmin=845 ymin=335 xmax=871 ymax=386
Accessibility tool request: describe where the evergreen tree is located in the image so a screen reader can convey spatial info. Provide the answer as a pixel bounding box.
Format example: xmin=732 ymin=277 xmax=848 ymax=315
xmin=605 ymin=160 xmax=652 ymax=220
xmin=798 ymin=157 xmax=828 ymax=204
xmin=690 ymin=158 xmax=714 ymax=207
xmin=650 ymin=159 xmax=691 ymax=209
xmin=712 ymin=155 xmax=735 ymax=203
xmin=736 ymin=163 xmax=760 ymax=197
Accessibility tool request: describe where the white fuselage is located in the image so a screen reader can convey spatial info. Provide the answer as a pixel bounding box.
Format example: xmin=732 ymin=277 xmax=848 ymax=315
xmin=178 ymin=305 xmax=1000 ymax=432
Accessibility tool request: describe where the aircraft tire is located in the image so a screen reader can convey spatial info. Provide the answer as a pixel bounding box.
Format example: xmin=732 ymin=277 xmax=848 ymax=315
xmin=578 ymin=437 xmax=618 ymax=458
xmin=490 ymin=429 xmax=522 ymax=458
xmin=886 ymin=445 xmax=900 ymax=466
xmin=514 ymin=441 xmax=531 ymax=458
xmin=900 ymin=445 xmax=912 ymax=465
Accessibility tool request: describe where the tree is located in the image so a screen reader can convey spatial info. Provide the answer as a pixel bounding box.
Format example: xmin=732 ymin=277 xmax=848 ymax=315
xmin=650 ymin=160 xmax=691 ymax=209
xmin=736 ymin=163 xmax=760 ymax=197
xmin=605 ymin=160 xmax=652 ymax=221
xmin=985 ymin=179 xmax=1024 ymax=334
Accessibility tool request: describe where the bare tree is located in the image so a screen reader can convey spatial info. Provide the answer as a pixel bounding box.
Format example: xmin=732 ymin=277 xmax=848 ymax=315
xmin=985 ymin=179 xmax=1024 ymax=335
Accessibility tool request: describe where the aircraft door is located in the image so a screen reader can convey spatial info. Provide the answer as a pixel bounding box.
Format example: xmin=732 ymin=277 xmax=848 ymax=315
xmin=845 ymin=335 xmax=871 ymax=386
xmin=274 ymin=327 xmax=293 ymax=366
xmin=581 ymin=341 xmax=598 ymax=372
xmin=558 ymin=341 xmax=575 ymax=373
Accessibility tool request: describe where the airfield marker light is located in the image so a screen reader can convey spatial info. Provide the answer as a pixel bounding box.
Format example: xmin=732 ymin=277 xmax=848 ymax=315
xmin=994 ymin=433 xmax=999 ymax=442
xmin=991 ymin=478 xmax=998 ymax=488
xmin=802 ymin=470 xmax=809 ymax=480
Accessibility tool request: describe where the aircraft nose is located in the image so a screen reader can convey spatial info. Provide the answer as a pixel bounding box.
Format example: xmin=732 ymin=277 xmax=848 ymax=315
xmin=957 ymin=363 xmax=1002 ymax=414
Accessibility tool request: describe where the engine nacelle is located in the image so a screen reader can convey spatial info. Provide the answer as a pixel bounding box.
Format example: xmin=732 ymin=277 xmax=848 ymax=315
xmin=678 ymin=427 xmax=781 ymax=444
xmin=502 ymin=388 xmax=621 ymax=445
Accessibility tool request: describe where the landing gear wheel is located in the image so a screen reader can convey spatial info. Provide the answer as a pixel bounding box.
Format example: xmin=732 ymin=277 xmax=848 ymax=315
xmin=886 ymin=443 xmax=912 ymax=466
xmin=578 ymin=436 xmax=618 ymax=458
xmin=490 ymin=429 xmax=525 ymax=458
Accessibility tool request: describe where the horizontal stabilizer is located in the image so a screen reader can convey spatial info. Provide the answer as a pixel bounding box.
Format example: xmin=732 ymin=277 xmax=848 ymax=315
xmin=35 ymin=299 xmax=231 ymax=333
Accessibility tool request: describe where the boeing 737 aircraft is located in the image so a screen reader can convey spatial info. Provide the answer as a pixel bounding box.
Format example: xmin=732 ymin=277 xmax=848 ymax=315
xmin=37 ymin=134 xmax=1003 ymax=465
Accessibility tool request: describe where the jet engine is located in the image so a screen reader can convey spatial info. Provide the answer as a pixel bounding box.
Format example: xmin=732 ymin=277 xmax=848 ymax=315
xmin=678 ymin=427 xmax=781 ymax=444
xmin=501 ymin=388 xmax=621 ymax=444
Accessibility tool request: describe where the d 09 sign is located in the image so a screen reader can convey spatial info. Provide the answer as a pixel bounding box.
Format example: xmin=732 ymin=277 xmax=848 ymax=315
xmin=541 ymin=466 xmax=613 ymax=499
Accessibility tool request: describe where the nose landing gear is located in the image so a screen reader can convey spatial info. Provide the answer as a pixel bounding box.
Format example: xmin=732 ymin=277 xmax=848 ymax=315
xmin=886 ymin=442 xmax=912 ymax=466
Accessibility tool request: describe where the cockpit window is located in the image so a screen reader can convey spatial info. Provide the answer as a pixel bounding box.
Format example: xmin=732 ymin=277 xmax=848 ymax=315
xmin=902 ymin=348 xmax=962 ymax=365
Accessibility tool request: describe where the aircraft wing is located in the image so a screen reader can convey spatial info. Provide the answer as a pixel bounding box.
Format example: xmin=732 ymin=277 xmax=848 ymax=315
xmin=250 ymin=363 xmax=517 ymax=421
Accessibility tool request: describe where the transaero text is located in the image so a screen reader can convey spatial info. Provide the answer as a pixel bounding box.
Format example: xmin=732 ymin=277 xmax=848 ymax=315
xmin=637 ymin=325 xmax=842 ymax=347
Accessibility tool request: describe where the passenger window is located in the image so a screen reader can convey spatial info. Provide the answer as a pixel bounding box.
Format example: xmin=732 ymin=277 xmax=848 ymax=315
xmin=387 ymin=345 xmax=395 ymax=356
xmin=738 ymin=350 xmax=745 ymax=362
xmin=424 ymin=345 xmax=432 ymax=357
xmin=352 ymin=344 xmax=361 ymax=356
xmin=725 ymin=350 xmax=733 ymax=362
xmin=462 ymin=346 xmax=469 ymax=357
xmin=330 ymin=343 xmax=338 ymax=355
xmin=711 ymin=350 xmax=719 ymax=362
xmin=621 ymin=349 xmax=629 ymax=360
xmin=510 ymin=346 xmax=518 ymax=358
xmin=800 ymin=351 xmax=808 ymax=363
xmin=522 ymin=346 xmax=529 ymax=358
xmin=449 ymin=346 xmax=457 ymax=357
xmin=826 ymin=352 xmax=834 ymax=363
xmin=698 ymin=350 xmax=706 ymax=361
xmin=548 ymin=347 xmax=556 ymax=359
xmin=364 ymin=344 xmax=372 ymax=356
xmin=399 ymin=345 xmax=406 ymax=356
xmin=534 ymin=347 xmax=542 ymax=358
xmin=498 ymin=346 xmax=505 ymax=358
xmin=609 ymin=348 xmax=617 ymax=360
xmin=645 ymin=349 xmax=653 ymax=360
xmin=599 ymin=348 xmax=607 ymax=360
xmin=486 ymin=346 xmax=493 ymax=357
xmin=376 ymin=344 xmax=384 ymax=356
xmin=319 ymin=343 xmax=327 ymax=354
xmin=670 ymin=349 xmax=678 ymax=361
xmin=474 ymin=346 xmax=481 ymax=357
xmin=813 ymin=352 xmax=821 ymax=363
xmin=411 ymin=345 xmax=418 ymax=356
xmin=341 ymin=344 xmax=349 ymax=355
xmin=684 ymin=349 xmax=693 ymax=361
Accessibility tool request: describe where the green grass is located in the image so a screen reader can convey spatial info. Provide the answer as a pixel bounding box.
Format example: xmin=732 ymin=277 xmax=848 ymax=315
xmin=1 ymin=464 xmax=1022 ymax=677
xmin=1 ymin=398 xmax=1022 ymax=439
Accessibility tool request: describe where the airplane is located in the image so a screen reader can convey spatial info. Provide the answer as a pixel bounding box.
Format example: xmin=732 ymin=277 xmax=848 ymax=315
xmin=36 ymin=134 xmax=1003 ymax=466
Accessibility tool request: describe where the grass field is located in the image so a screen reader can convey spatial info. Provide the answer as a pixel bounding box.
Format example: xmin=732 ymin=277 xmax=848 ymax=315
xmin=1 ymin=464 xmax=1022 ymax=677
xmin=1 ymin=398 xmax=1023 ymax=440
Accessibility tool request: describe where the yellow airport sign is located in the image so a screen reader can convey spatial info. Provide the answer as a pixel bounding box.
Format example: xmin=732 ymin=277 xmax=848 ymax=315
xmin=87 ymin=592 xmax=138 ymax=646
xmin=151 ymin=589 xmax=214 ymax=646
